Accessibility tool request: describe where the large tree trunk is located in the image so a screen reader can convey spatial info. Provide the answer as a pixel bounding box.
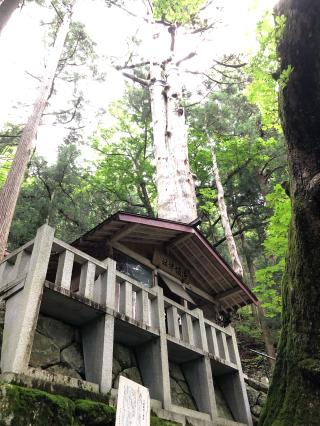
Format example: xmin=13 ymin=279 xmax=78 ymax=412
xmin=0 ymin=0 xmax=20 ymax=36
xmin=259 ymin=1 xmax=320 ymax=424
xmin=0 ymin=1 xmax=77 ymax=259
xmin=149 ymin=23 xmax=197 ymax=224
xmin=210 ymin=139 xmax=243 ymax=276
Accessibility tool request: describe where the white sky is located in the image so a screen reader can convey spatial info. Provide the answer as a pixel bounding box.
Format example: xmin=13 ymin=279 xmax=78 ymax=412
xmin=0 ymin=0 xmax=278 ymax=162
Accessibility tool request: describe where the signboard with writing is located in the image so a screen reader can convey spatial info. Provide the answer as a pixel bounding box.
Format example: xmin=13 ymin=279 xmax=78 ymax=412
xmin=115 ymin=376 xmax=150 ymax=426
xmin=153 ymin=249 xmax=190 ymax=283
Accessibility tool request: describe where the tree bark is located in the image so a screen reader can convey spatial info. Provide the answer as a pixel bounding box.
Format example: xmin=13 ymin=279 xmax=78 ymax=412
xmin=210 ymin=138 xmax=243 ymax=277
xmin=0 ymin=0 xmax=77 ymax=259
xmin=259 ymin=1 xmax=320 ymax=424
xmin=149 ymin=23 xmax=197 ymax=224
xmin=0 ymin=0 xmax=20 ymax=36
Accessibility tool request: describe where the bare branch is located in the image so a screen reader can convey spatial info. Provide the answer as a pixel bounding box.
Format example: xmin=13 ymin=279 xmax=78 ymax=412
xmin=115 ymin=61 xmax=150 ymax=70
xmin=122 ymin=72 xmax=149 ymax=86
xmin=176 ymin=52 xmax=196 ymax=66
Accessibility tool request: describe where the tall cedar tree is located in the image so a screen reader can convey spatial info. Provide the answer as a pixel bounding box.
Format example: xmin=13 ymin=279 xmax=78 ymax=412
xmin=0 ymin=0 xmax=77 ymax=259
xmin=259 ymin=1 xmax=320 ymax=424
xmin=0 ymin=0 xmax=20 ymax=36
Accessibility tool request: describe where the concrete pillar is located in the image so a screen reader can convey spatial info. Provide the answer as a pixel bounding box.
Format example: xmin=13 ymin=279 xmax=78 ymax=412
xmin=82 ymin=258 xmax=117 ymax=393
xmin=143 ymin=286 xmax=171 ymax=410
xmin=217 ymin=326 xmax=252 ymax=426
xmin=82 ymin=314 xmax=114 ymax=393
xmin=182 ymin=356 xmax=217 ymax=418
xmin=1 ymin=224 xmax=55 ymax=374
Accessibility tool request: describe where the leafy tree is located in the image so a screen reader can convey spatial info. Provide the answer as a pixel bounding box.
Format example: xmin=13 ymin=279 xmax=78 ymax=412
xmin=255 ymin=184 xmax=291 ymax=318
xmin=91 ymin=86 xmax=156 ymax=217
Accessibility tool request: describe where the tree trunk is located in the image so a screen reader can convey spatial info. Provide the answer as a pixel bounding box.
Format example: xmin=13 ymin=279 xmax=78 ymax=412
xmin=0 ymin=0 xmax=77 ymax=259
xmin=259 ymin=1 xmax=320 ymax=424
xmin=149 ymin=23 xmax=197 ymax=223
xmin=0 ymin=0 xmax=20 ymax=36
xmin=210 ymin=139 xmax=243 ymax=277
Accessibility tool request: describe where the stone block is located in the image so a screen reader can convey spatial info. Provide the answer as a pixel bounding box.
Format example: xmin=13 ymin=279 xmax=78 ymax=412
xmin=46 ymin=364 xmax=82 ymax=380
xmin=61 ymin=343 xmax=84 ymax=375
xmin=29 ymin=332 xmax=60 ymax=368
xmin=170 ymin=378 xmax=196 ymax=410
xmin=246 ymin=385 xmax=260 ymax=407
xmin=113 ymin=342 xmax=136 ymax=369
xmin=37 ymin=315 xmax=75 ymax=349
xmin=113 ymin=367 xmax=143 ymax=388
xmin=112 ymin=358 xmax=121 ymax=382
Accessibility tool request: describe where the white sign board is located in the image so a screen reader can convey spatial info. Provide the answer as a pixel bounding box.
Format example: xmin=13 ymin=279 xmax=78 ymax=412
xmin=115 ymin=376 xmax=150 ymax=426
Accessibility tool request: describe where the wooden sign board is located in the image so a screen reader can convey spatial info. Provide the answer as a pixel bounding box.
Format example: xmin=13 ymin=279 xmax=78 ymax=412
xmin=115 ymin=376 xmax=150 ymax=426
xmin=153 ymin=249 xmax=190 ymax=283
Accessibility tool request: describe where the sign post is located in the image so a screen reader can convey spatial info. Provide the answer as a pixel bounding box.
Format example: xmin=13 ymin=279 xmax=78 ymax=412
xmin=115 ymin=376 xmax=150 ymax=426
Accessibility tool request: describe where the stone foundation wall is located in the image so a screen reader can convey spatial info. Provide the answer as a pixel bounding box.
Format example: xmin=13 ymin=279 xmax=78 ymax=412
xmin=169 ymin=362 xmax=197 ymax=410
xmin=245 ymin=377 xmax=268 ymax=425
xmin=29 ymin=314 xmax=85 ymax=380
xmin=112 ymin=342 xmax=143 ymax=388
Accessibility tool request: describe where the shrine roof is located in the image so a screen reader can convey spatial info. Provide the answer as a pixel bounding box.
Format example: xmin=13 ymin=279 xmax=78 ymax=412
xmin=72 ymin=212 xmax=258 ymax=311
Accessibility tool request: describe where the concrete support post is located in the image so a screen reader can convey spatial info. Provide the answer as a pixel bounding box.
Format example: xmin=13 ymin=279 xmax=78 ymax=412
xmin=147 ymin=286 xmax=171 ymax=410
xmin=1 ymin=224 xmax=55 ymax=374
xmin=218 ymin=326 xmax=253 ymax=425
xmin=82 ymin=313 xmax=114 ymax=393
xmin=182 ymin=356 xmax=217 ymax=419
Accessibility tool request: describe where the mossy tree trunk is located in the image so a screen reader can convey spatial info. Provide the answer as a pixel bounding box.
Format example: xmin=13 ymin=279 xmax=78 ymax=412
xmin=259 ymin=1 xmax=320 ymax=424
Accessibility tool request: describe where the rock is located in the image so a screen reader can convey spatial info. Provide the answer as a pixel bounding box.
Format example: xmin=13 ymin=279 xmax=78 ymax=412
xmin=246 ymin=385 xmax=260 ymax=407
xmin=252 ymin=404 xmax=262 ymax=417
xmin=257 ymin=392 xmax=267 ymax=406
xmin=112 ymin=358 xmax=121 ymax=382
xmin=113 ymin=342 xmax=136 ymax=369
xmin=113 ymin=367 xmax=143 ymax=388
xmin=213 ymin=381 xmax=234 ymax=421
xmin=61 ymin=343 xmax=84 ymax=375
xmin=46 ymin=364 xmax=82 ymax=380
xmin=170 ymin=378 xmax=196 ymax=410
xmin=177 ymin=380 xmax=190 ymax=394
xmin=169 ymin=362 xmax=185 ymax=382
xmin=29 ymin=331 xmax=60 ymax=368
xmin=37 ymin=314 xmax=75 ymax=349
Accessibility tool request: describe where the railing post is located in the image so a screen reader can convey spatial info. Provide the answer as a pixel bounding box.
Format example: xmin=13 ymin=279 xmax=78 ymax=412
xmin=1 ymin=224 xmax=55 ymax=374
xmin=181 ymin=313 xmax=194 ymax=345
xmin=55 ymin=250 xmax=74 ymax=290
xmin=119 ymin=281 xmax=132 ymax=317
xmin=79 ymin=261 xmax=96 ymax=299
xmin=136 ymin=289 xmax=149 ymax=324
xmin=105 ymin=258 xmax=116 ymax=309
xmin=166 ymin=305 xmax=180 ymax=339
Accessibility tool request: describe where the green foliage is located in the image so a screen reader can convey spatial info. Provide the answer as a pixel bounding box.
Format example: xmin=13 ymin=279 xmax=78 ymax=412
xmin=152 ymin=0 xmax=205 ymax=24
xmin=245 ymin=14 xmax=286 ymax=131
xmin=91 ymin=86 xmax=156 ymax=217
xmin=255 ymin=184 xmax=291 ymax=317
